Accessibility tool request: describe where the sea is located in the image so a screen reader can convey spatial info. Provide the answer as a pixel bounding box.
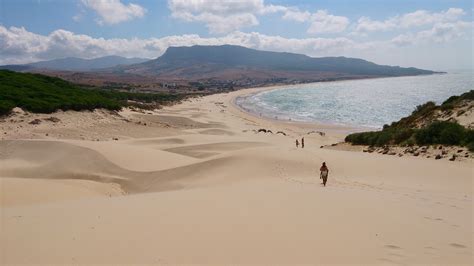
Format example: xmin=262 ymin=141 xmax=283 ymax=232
xmin=235 ymin=70 xmax=473 ymax=129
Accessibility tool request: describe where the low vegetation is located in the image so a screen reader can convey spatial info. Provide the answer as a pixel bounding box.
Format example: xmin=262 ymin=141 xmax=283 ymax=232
xmin=345 ymin=90 xmax=474 ymax=151
xmin=0 ymin=70 xmax=190 ymax=115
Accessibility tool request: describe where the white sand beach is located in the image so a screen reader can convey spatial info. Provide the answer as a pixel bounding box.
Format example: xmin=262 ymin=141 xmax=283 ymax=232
xmin=1 ymin=88 xmax=472 ymax=264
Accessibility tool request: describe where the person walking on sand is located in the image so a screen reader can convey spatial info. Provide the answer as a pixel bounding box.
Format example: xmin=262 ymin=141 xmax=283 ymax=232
xmin=320 ymin=162 xmax=329 ymax=186
xmin=301 ymin=137 xmax=305 ymax=148
xmin=296 ymin=139 xmax=299 ymax=148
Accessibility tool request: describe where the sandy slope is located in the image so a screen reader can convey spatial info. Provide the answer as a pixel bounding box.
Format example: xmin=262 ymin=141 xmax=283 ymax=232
xmin=0 ymin=88 xmax=472 ymax=265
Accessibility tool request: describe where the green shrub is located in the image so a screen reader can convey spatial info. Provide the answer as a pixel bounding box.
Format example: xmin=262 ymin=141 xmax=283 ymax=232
xmin=345 ymin=130 xmax=394 ymax=147
xmin=439 ymin=123 xmax=466 ymax=145
xmin=345 ymin=91 xmax=473 ymax=151
xmin=0 ymin=70 xmax=190 ymax=115
xmin=415 ymin=121 xmax=465 ymax=145
xmin=375 ymin=131 xmax=392 ymax=146
xmin=345 ymin=132 xmax=366 ymax=145
xmin=464 ymin=129 xmax=474 ymax=143
xmin=466 ymin=142 xmax=474 ymax=152
xmin=392 ymin=128 xmax=414 ymax=144
xmin=403 ymin=138 xmax=416 ymax=147
xmin=345 ymin=132 xmax=370 ymax=145
xmin=412 ymin=101 xmax=436 ymax=116
xmin=0 ymin=100 xmax=15 ymax=115
xmin=440 ymin=102 xmax=454 ymax=111
xmin=347 ymin=121 xmax=472 ymax=149
xmin=442 ymin=90 xmax=474 ymax=105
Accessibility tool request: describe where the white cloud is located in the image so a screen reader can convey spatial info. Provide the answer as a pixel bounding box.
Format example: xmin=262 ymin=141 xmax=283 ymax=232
xmin=72 ymin=14 xmax=82 ymax=22
xmin=173 ymin=11 xmax=260 ymax=34
xmin=391 ymin=21 xmax=472 ymax=46
xmin=354 ymin=16 xmax=398 ymax=33
xmin=81 ymin=0 xmax=147 ymax=25
xmin=281 ymin=8 xmax=349 ymax=34
xmin=168 ymin=1 xmax=349 ymax=35
xmin=167 ymin=0 xmax=298 ymax=34
xmin=355 ymin=8 xmax=466 ymax=34
xmin=260 ymin=4 xmax=288 ymax=14
xmin=0 ymin=26 xmax=48 ymax=64
xmin=169 ymin=0 xmax=266 ymax=15
xmin=168 ymin=0 xmax=273 ymax=34
xmin=399 ymin=8 xmax=465 ymax=28
xmin=281 ymin=9 xmax=311 ymax=23
xmin=307 ymin=10 xmax=349 ymax=34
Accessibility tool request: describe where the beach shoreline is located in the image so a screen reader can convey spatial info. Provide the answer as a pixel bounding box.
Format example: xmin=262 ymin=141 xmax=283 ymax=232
xmin=229 ymin=71 xmax=469 ymax=132
xmin=229 ymin=84 xmax=370 ymax=135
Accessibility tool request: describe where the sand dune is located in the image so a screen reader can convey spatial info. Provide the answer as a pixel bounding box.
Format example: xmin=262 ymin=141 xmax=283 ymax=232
xmin=164 ymin=141 xmax=266 ymax=158
xmin=0 ymin=177 xmax=124 ymax=206
xmin=1 ymin=87 xmax=472 ymax=264
xmin=138 ymin=114 xmax=227 ymax=129
xmin=198 ymin=128 xmax=235 ymax=135
xmin=71 ymin=140 xmax=198 ymax=172
xmin=130 ymin=137 xmax=186 ymax=145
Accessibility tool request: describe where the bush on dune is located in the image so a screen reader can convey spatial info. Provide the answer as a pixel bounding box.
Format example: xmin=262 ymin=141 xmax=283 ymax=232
xmin=392 ymin=128 xmax=414 ymax=144
xmin=413 ymin=101 xmax=437 ymax=116
xmin=345 ymin=90 xmax=474 ymax=151
xmin=463 ymin=130 xmax=474 ymax=152
xmin=344 ymin=127 xmax=414 ymax=147
xmin=466 ymin=142 xmax=474 ymax=152
xmin=415 ymin=121 xmax=466 ymax=145
xmin=0 ymin=100 xmax=16 ymax=116
xmin=442 ymin=90 xmax=474 ymax=106
xmin=0 ymin=70 xmax=189 ymax=115
xmin=0 ymin=70 xmax=122 ymax=114
xmin=345 ymin=121 xmax=473 ymax=149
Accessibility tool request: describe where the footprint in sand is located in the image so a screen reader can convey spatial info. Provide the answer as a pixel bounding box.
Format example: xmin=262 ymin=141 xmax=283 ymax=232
xmin=423 ymin=246 xmax=437 ymax=254
xmin=450 ymin=243 xmax=467 ymax=248
xmin=384 ymin=244 xmax=402 ymax=250
xmin=388 ymin=253 xmax=404 ymax=258
xmin=424 ymin=216 xmax=444 ymax=222
xmin=381 ymin=245 xmax=406 ymax=264
xmin=377 ymin=257 xmax=403 ymax=265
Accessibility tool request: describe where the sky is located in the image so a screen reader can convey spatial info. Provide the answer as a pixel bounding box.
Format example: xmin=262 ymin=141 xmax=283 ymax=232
xmin=0 ymin=0 xmax=472 ymax=70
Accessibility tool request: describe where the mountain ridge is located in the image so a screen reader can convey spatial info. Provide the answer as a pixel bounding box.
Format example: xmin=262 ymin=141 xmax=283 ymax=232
xmin=122 ymin=45 xmax=439 ymax=79
xmin=0 ymin=45 xmax=442 ymax=90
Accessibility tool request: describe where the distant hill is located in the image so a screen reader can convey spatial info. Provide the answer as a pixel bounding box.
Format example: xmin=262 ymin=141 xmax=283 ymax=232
xmin=0 ymin=56 xmax=149 ymax=72
xmin=0 ymin=65 xmax=35 ymax=72
xmin=122 ymin=45 xmax=438 ymax=80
